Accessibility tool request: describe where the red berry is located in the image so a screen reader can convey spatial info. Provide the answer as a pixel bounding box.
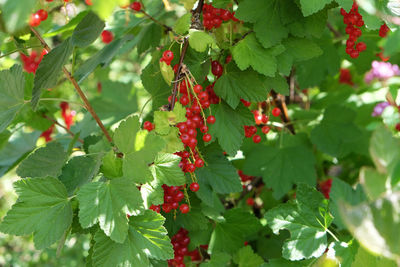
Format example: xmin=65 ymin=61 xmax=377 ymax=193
xmin=225 ymin=54 xmax=232 ymax=63
xmin=130 ymin=1 xmax=142 ymax=11
xmin=262 ymin=126 xmax=270 ymax=134
xmin=356 ymin=42 xmax=366 ymax=52
xmin=350 ymin=50 xmax=359 ymax=58
xmin=195 ymin=159 xmax=204 ymax=168
xmin=271 ymin=107 xmax=281 ymax=117
xmin=246 ymin=198 xmax=255 ymax=206
xmin=163 ymin=50 xmax=174 ymax=62
xmin=240 ymin=99 xmax=251 ymax=107
xmin=203 ymin=133 xmax=212 ymax=142
xmin=253 ymin=135 xmax=261 ymax=143
xmin=396 ymin=123 xmax=400 ymax=132
xmin=211 ymin=61 xmax=223 ymax=77
xmin=200 ymin=125 xmax=208 ymax=133
xmin=29 ymin=13 xmax=41 ymax=27
xmin=180 ymin=204 xmax=190 ymax=214
xmin=37 ymin=9 xmax=48 ymax=21
xmin=193 ymin=84 xmax=202 ymax=94
xmin=85 ymin=0 xmax=93 ymax=5
xmin=207 ymin=115 xmax=216 ymax=124
xmin=101 ymin=30 xmax=113 ymax=44
xmin=162 ymin=203 xmax=172 ymax=213
xmin=180 ymin=95 xmax=189 ymax=106
xmin=379 ymin=24 xmax=390 ymax=37
xmin=190 ymin=182 xmax=200 ymax=192
xmin=143 ymin=121 xmax=154 ymax=132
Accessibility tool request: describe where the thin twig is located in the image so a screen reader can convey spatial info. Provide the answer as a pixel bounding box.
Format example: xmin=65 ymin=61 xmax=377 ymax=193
xmin=29 ymin=26 xmax=114 ymax=145
xmin=327 ymin=23 xmax=342 ymax=38
xmin=270 ymin=90 xmax=296 ymax=135
xmin=232 ymin=30 xmax=254 ymax=46
xmin=43 ymin=114 xmax=84 ymax=144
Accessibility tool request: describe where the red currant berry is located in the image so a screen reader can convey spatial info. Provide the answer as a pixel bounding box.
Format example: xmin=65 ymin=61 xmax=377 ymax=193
xmin=262 ymin=126 xmax=270 ymax=134
xmin=163 ymin=50 xmax=174 ymax=62
xmin=195 ymin=159 xmax=204 ymax=168
xmin=396 ymin=123 xmax=400 ymax=132
xmin=190 ymin=182 xmax=200 ymax=192
xmin=203 ymin=133 xmax=212 ymax=142
xmin=29 ymin=13 xmax=41 ymax=27
xmin=350 ymin=50 xmax=359 ymax=58
xmin=180 ymin=95 xmax=189 ymax=106
xmin=130 ymin=1 xmax=142 ymax=11
xmin=253 ymin=135 xmax=261 ymax=143
xmin=207 ymin=115 xmax=216 ymax=124
xmin=246 ymin=197 xmax=255 ymax=206
xmin=271 ymin=107 xmax=281 ymax=117
xmin=200 ymin=125 xmax=208 ymax=133
xmin=101 ymin=30 xmax=113 ymax=44
xmin=211 ymin=61 xmax=223 ymax=77
xmin=180 ymin=204 xmax=190 ymax=214
xmin=85 ymin=0 xmax=93 ymax=5
xmin=193 ymin=84 xmax=203 ymax=94
xmin=356 ymin=42 xmax=366 ymax=52
xmin=162 ymin=203 xmax=172 ymax=213
xmin=37 ymin=9 xmax=48 ymax=21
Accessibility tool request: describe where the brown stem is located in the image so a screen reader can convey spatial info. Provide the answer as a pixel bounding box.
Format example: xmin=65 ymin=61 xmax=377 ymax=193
xmin=168 ymin=39 xmax=189 ymax=111
xmin=270 ymin=90 xmax=296 ymax=135
xmin=29 ymin=26 xmax=114 ymax=145
xmin=167 ymin=0 xmax=205 ymax=111
xmin=327 ymin=23 xmax=342 ymax=38
xmin=43 ymin=114 xmax=84 ymax=144
xmin=232 ymin=30 xmax=254 ymax=46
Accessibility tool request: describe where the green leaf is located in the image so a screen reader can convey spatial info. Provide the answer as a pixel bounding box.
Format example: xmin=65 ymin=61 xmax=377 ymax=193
xmin=90 ymin=81 xmax=138 ymax=124
xmin=141 ymin=182 xmax=164 ymax=207
xmin=44 ymin=11 xmax=89 ymax=37
xmin=150 ymin=153 xmax=186 ymax=186
xmin=141 ymin=60 xmax=170 ymax=110
xmin=200 ymin=252 xmax=231 ymax=267
xmin=233 ymin=246 xmax=264 ymax=267
xmin=299 ymin=0 xmax=332 ymax=16
xmin=329 ymin=177 xmax=366 ymax=229
xmin=92 ymin=210 xmax=174 ymax=266
xmin=209 ymin=208 xmax=261 ymax=254
xmin=160 ymin=127 xmax=184 ymax=153
xmin=77 ymin=177 xmax=144 ymax=243
xmin=101 ymin=150 xmax=123 ymax=179
xmin=159 ymin=61 xmax=174 ymax=86
xmin=114 ymin=115 xmax=166 ymax=183
xmin=0 ymin=177 xmax=72 ymax=249
xmin=369 ymin=125 xmax=400 ymax=173
xmin=265 ymin=184 xmax=331 ymax=260
xmin=71 ymin=12 xmax=105 ymax=47
xmin=174 ymin=13 xmax=191 ymax=35
xmin=359 ymin=167 xmax=387 ymax=201
xmin=0 ymin=65 xmax=26 ymax=133
xmin=214 ymin=64 xmax=269 ymax=109
xmin=189 ymin=30 xmax=216 ymax=52
xmin=91 ymin=0 xmax=127 ymax=20
xmin=335 ymin=0 xmax=354 ymax=11
xmin=137 ymin=24 xmax=162 ymax=54
xmin=2 ymin=0 xmax=36 ymax=33
xmin=235 ymin=0 xmax=289 ymax=48
xmin=231 ymin=33 xmax=277 ymax=76
xmin=340 ymin=193 xmax=400 ymax=261
xmin=154 ymin=103 xmax=186 ymax=135
xmin=352 ymin=246 xmax=397 ymax=267
xmin=58 ymin=155 xmax=102 ymax=195
xmin=16 ymin=142 xmax=68 ymax=179
xmin=74 ymin=36 xmax=132 ymax=83
xmin=283 ymin=37 xmax=323 ymax=62
xmin=243 ymin=134 xmax=316 ymax=199
xmin=327 ymin=240 xmax=359 ymax=267
xmin=208 ymin=102 xmax=254 ymax=155
xmin=384 ymin=30 xmax=400 ymax=56
xmin=264 ymin=76 xmax=289 ymax=95
xmin=311 ymin=105 xmax=367 ymax=158
xmin=196 ymin=144 xmax=243 ymax=194
xmin=32 ymin=39 xmax=74 ymax=109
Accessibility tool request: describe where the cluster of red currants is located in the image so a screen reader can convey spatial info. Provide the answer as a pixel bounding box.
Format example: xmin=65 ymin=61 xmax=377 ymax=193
xmin=379 ymin=23 xmax=390 ymax=38
xmin=60 ymin=102 xmax=75 ymax=130
xmin=29 ymin=9 xmax=48 ymax=27
xmin=339 ymin=68 xmax=354 ymax=85
xmin=202 ymin=3 xmax=239 ymax=30
xmin=168 ymin=228 xmax=201 ymax=267
xmin=143 ymin=121 xmax=155 ymax=132
xmin=318 ymin=178 xmax=333 ymax=199
xmin=243 ymin=108 xmax=278 ymax=144
xmin=150 ymin=185 xmax=190 ymax=214
xmin=20 ymin=49 xmax=47 ymax=73
xmin=341 ymin=2 xmax=366 ymax=58
xmin=101 ymin=30 xmax=114 ymax=44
